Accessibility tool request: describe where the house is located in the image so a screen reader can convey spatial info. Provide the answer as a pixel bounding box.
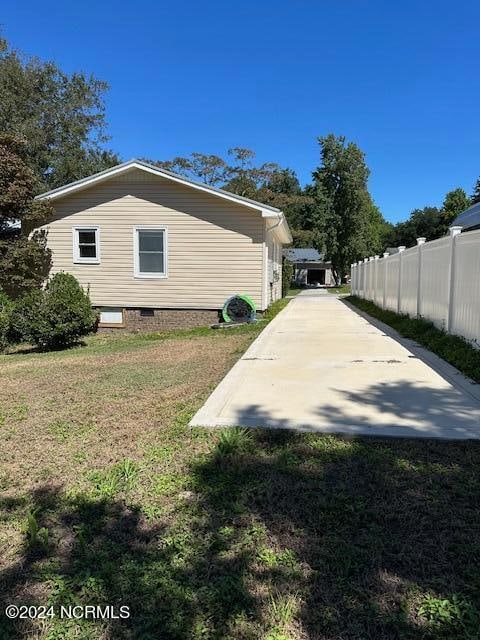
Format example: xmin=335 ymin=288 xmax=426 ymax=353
xmin=283 ymin=248 xmax=333 ymax=286
xmin=452 ymin=202 xmax=480 ymax=231
xmin=35 ymin=160 xmax=292 ymax=330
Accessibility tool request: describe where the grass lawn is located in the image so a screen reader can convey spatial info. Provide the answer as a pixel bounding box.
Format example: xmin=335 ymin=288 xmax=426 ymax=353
xmin=286 ymin=288 xmax=302 ymax=297
xmin=327 ymin=284 xmax=351 ymax=295
xmin=1 ymin=298 xmax=480 ymax=639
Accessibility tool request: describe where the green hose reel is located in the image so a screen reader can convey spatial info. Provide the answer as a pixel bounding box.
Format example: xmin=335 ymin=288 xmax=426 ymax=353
xmin=222 ymin=294 xmax=256 ymax=323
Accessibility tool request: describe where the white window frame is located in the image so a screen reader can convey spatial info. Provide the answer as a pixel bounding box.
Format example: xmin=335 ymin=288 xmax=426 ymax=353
xmin=73 ymin=226 xmax=100 ymax=264
xmin=133 ymin=226 xmax=168 ymax=279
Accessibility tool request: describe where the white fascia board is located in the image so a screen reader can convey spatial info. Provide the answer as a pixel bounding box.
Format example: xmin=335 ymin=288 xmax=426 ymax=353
xmin=36 ymin=163 xmax=138 ymax=201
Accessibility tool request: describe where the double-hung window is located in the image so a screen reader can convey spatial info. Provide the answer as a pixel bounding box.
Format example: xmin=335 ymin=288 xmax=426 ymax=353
xmin=134 ymin=227 xmax=167 ymax=278
xmin=73 ymin=227 xmax=100 ymax=264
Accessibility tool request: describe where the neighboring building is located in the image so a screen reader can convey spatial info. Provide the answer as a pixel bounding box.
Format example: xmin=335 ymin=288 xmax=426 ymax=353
xmin=283 ymin=248 xmax=333 ymax=286
xmin=35 ymin=160 xmax=292 ymax=330
xmin=452 ymin=202 xmax=480 ymax=231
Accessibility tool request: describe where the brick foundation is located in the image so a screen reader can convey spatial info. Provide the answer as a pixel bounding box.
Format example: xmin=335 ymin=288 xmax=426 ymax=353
xmin=98 ymin=308 xmax=220 ymax=332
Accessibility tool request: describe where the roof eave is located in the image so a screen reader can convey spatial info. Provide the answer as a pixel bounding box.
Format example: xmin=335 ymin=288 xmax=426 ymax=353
xmin=36 ymin=158 xmax=292 ymax=244
xmin=35 ymin=159 xmax=282 ymax=216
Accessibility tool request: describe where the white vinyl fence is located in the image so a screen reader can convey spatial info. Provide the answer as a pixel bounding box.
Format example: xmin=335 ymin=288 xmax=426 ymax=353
xmin=351 ymin=226 xmax=480 ymax=345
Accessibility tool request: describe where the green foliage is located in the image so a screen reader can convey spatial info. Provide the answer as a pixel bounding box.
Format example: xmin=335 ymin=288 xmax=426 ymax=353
xmin=0 ymin=232 xmax=52 ymax=299
xmin=311 ymin=134 xmax=386 ymax=283
xmin=257 ymin=547 xmax=298 ymax=569
xmin=290 ymin=228 xmax=317 ymax=248
xmin=48 ymin=419 xmax=76 ymax=442
xmin=385 ymin=188 xmax=471 ymax=250
xmin=470 ymin=177 xmax=480 ymax=205
xmin=281 ymin=259 xmax=294 ymax=297
xmin=442 ymin=188 xmax=470 ymax=226
xmin=0 ymin=288 xmax=13 ymax=350
xmin=348 ymin=296 xmax=480 ymax=383
xmin=25 ymin=509 xmax=49 ymax=550
xmin=418 ymin=594 xmax=479 ymax=631
xmin=388 ymin=206 xmax=447 ymax=248
xmin=269 ymin=592 xmax=298 ymax=627
xmin=0 ymin=134 xmax=52 ymax=230
xmin=216 ymin=428 xmax=253 ymax=457
xmin=154 ymin=473 xmax=186 ymax=497
xmin=89 ymin=459 xmax=139 ymax=498
xmin=0 ymin=35 xmax=119 ymax=190
xmin=11 ymin=272 xmax=97 ymax=350
xmin=0 ymin=135 xmax=53 ymax=297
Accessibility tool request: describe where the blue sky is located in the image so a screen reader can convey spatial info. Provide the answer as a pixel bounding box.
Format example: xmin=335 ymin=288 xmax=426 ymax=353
xmin=3 ymin=0 xmax=480 ymax=222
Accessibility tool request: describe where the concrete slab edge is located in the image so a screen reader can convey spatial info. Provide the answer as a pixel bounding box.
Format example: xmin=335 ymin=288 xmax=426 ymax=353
xmin=342 ymin=299 xmax=480 ymax=404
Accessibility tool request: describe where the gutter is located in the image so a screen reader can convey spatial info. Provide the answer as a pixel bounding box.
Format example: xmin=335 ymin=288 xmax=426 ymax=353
xmin=267 ymin=212 xmax=292 ymax=244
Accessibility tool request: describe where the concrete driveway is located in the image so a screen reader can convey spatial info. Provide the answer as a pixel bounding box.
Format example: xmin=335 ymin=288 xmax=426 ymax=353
xmin=190 ymin=290 xmax=480 ymax=439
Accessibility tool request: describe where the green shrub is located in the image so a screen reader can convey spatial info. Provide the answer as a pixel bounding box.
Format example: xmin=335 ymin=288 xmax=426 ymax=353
xmin=11 ymin=272 xmax=97 ymax=350
xmin=0 ymin=289 xmax=13 ymax=351
xmin=282 ymin=259 xmax=294 ymax=297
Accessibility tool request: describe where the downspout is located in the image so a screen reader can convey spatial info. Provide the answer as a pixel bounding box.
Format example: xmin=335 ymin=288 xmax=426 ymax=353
xmin=265 ymin=213 xmax=285 ymax=305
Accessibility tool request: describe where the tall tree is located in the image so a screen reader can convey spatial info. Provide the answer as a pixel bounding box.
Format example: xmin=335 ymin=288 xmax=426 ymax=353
xmin=224 ymin=148 xmax=264 ymax=197
xmin=311 ymin=134 xmax=385 ymax=283
xmin=152 ymin=148 xmax=310 ymax=212
xmin=0 ymin=35 xmax=119 ymax=191
xmin=256 ymin=167 xmax=314 ymax=231
xmin=470 ymin=178 xmax=480 ymax=205
xmin=442 ymin=188 xmax=470 ymax=226
xmin=0 ymin=135 xmax=52 ymax=297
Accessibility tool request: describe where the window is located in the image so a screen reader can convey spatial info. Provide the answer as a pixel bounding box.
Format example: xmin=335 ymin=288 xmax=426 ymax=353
xmin=140 ymin=308 xmax=155 ymax=317
xmin=99 ymin=307 xmax=124 ymax=326
xmin=73 ymin=227 xmax=100 ymax=264
xmin=134 ymin=227 xmax=167 ymax=278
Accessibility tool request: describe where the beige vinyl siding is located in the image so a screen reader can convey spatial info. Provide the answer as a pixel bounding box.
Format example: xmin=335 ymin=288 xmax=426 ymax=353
xmin=40 ymin=170 xmax=265 ymax=309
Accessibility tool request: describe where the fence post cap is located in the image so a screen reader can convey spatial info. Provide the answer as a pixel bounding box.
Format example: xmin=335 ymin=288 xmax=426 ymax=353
xmin=398 ymin=246 xmax=406 ymax=252
xmin=416 ymin=237 xmax=426 ymax=245
xmin=364 ymin=257 xmax=369 ymax=262
xmin=374 ymin=255 xmax=379 ymax=260
xmin=369 ymin=256 xmax=375 ymax=261
xmin=383 ymin=252 xmax=389 ymax=258
xmin=449 ymin=226 xmax=462 ymax=236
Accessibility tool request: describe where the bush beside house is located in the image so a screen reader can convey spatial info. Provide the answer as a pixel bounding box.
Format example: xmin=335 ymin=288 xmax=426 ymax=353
xmin=2 ymin=273 xmax=97 ymax=351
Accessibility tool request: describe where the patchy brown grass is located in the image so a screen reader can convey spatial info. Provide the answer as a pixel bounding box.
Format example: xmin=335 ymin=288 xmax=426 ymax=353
xmin=1 ymin=304 xmax=480 ymax=640
xmin=0 ymin=331 xmax=252 ymax=497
